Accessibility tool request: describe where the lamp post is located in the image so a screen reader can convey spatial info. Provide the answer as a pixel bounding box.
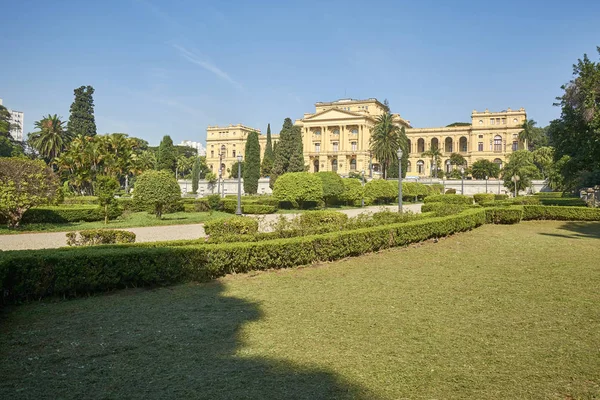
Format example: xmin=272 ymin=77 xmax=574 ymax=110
xmin=397 ymin=148 xmax=403 ymax=213
xmin=485 ymin=175 xmax=488 ymax=193
xmin=217 ymin=152 xmax=223 ymax=197
xmin=361 ymin=170 xmax=365 ymax=208
xmin=236 ymin=154 xmax=243 ymax=216
xmin=511 ymin=175 xmax=520 ymax=198
xmin=460 ymin=167 xmax=465 ymax=195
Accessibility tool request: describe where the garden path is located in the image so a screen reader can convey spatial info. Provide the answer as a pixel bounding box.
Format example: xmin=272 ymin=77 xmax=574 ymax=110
xmin=0 ymin=204 xmax=421 ymax=251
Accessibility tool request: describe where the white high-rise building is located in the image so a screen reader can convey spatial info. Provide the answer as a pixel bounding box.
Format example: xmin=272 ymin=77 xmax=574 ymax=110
xmin=0 ymin=98 xmax=24 ymax=141
xmin=178 ymin=140 xmax=206 ymax=156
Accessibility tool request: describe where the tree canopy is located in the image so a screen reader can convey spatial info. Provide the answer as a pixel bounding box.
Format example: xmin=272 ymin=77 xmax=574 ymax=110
xmin=261 ymin=123 xmax=274 ymax=177
xmin=470 ymin=159 xmax=500 ymax=180
xmin=67 ymin=85 xmax=97 ymax=137
xmin=243 ymin=131 xmax=261 ymax=194
xmin=156 ymin=135 xmax=177 ymax=172
xmin=270 ymin=118 xmax=304 ymax=188
xmin=370 ymin=111 xmax=407 ymax=179
xmin=133 ymin=170 xmax=181 ymax=218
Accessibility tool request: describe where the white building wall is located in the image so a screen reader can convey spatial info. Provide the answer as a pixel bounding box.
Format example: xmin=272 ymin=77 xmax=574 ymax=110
xmin=178 ymin=140 xmax=206 ymax=156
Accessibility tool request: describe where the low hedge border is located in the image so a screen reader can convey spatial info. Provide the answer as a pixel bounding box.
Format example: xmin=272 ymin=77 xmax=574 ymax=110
xmin=0 ymin=209 xmax=486 ymax=303
xmin=66 ymin=230 xmax=136 ymax=246
xmin=15 ymin=206 xmax=122 ymax=224
xmin=484 ymin=206 xmax=524 ymax=224
xmin=522 ymin=205 xmax=600 ymax=221
xmin=423 ymin=194 xmax=473 ymax=205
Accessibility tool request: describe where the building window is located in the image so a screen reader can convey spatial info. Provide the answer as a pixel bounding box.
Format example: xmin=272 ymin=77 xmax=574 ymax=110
xmin=513 ymin=118 xmax=518 ymax=123
xmin=211 ymin=151 xmax=214 ymax=157
xmin=494 ymin=158 xmax=503 ymax=169
xmin=333 ymin=142 xmax=339 ymax=152
xmin=494 ymin=135 xmax=503 ymax=152
xmin=232 ymin=150 xmax=236 ymax=157
xmin=459 ymin=137 xmax=468 ymax=152
xmin=332 ymin=159 xmax=338 ymax=172
xmin=351 ymin=142 xmax=357 ymax=151
xmin=502 ymin=118 xmax=506 ymax=124
xmin=512 ymin=141 xmax=518 ymax=151
xmin=315 ymin=129 xmax=321 ymax=135
xmin=479 ymin=120 xmax=483 ymax=125
xmin=478 ymin=134 xmax=484 ymax=139
xmin=313 ymin=160 xmax=319 ymax=172
xmin=496 ymin=118 xmax=501 ymax=124
xmin=333 ymin=128 xmax=340 ymax=135
xmin=351 ymin=128 xmax=358 ymax=134
xmin=350 ymin=158 xmax=357 ymax=170
xmin=490 ymin=119 xmax=495 ymax=125
xmin=478 ymin=142 xmax=484 ymax=151
xmin=417 ymin=160 xmax=424 ymax=174
xmin=315 ymin=143 xmax=320 ymax=153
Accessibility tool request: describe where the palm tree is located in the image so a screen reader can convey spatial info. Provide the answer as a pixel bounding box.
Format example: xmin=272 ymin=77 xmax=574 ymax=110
xmin=30 ymin=115 xmax=70 ymax=160
xmin=518 ymin=119 xmax=538 ymax=151
xmin=369 ymin=112 xmax=406 ymax=179
xmin=422 ymin=146 xmax=442 ymax=178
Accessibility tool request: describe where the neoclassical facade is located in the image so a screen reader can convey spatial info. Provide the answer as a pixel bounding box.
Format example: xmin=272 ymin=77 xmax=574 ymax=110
xmin=205 ymin=98 xmax=527 ymax=178
xmin=205 ymin=124 xmax=278 ymax=176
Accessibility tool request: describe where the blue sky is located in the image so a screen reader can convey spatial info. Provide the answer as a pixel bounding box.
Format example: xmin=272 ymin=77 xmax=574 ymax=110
xmin=1 ymin=0 xmax=599 ymax=146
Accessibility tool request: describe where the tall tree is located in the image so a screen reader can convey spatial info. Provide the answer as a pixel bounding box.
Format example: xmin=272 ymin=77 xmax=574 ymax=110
xmin=518 ymin=119 xmax=540 ymax=151
xmin=270 ymin=118 xmax=294 ymax=188
xmin=243 ymin=131 xmax=261 ymax=194
xmin=470 ymin=159 xmax=500 ymax=179
xmin=0 ymin=104 xmax=16 ymax=138
xmin=550 ymin=47 xmax=600 ymax=189
xmin=502 ymin=150 xmax=540 ymax=195
xmin=191 ymin=157 xmax=202 ymax=194
xmin=29 ymin=114 xmax=70 ymax=161
xmin=261 ymin=123 xmax=275 ymax=177
xmin=370 ymin=112 xmax=406 ymax=179
xmin=288 ymin=125 xmax=305 ymax=172
xmin=68 ymin=85 xmax=97 ymax=137
xmin=387 ymin=127 xmax=409 ymax=179
xmin=156 ymin=135 xmax=176 ymax=172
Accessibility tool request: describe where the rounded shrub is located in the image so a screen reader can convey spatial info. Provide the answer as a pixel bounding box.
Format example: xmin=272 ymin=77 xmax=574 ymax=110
xmin=297 ymin=210 xmax=348 ymax=231
xmin=364 ymin=179 xmax=396 ymax=204
xmin=273 ymin=172 xmax=323 ymax=209
xmin=473 ymin=193 xmax=495 ymax=204
xmin=445 ymin=188 xmax=457 ymax=194
xmin=133 ymin=170 xmax=181 ymax=218
xmin=204 ymin=216 xmax=259 ymax=236
xmin=316 ymin=172 xmax=345 ymax=206
xmin=341 ymin=178 xmax=364 ymax=206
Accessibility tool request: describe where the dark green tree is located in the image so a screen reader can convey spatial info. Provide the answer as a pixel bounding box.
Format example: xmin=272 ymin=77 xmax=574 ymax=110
xmin=67 ymin=85 xmax=97 ymax=136
xmin=470 ymin=159 xmax=500 ymax=179
xmin=502 ymin=150 xmax=540 ymax=195
xmin=133 ymin=170 xmax=181 ymax=219
xmin=550 ymin=47 xmax=600 ymax=189
xmin=370 ymin=111 xmax=407 ymax=179
xmin=288 ymin=125 xmax=305 ymax=172
xmin=156 ymin=135 xmax=177 ymax=172
xmin=316 ymin=172 xmax=344 ymax=206
xmin=261 ymin=123 xmax=275 ymax=177
xmin=387 ymin=128 xmax=409 ymax=179
xmin=270 ymin=118 xmax=294 ymax=188
xmin=229 ymin=161 xmax=245 ymax=178
xmin=449 ymin=153 xmax=467 ymax=166
xmin=243 ymin=130 xmax=261 ymax=194
xmin=191 ymin=157 xmax=202 ymax=194
xmin=0 ymin=104 xmax=16 ymax=138
xmin=94 ymin=175 xmax=119 ymax=224
xmin=29 ymin=114 xmax=70 ymax=161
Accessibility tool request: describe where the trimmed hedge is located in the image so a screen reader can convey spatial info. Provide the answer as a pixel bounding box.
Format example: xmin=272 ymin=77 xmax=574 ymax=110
xmin=495 ymin=194 xmax=509 ymax=201
xmin=298 ymin=210 xmax=348 ymax=230
xmin=522 ymin=206 xmax=600 ymax=221
xmin=221 ymin=199 xmax=277 ymax=214
xmin=61 ymin=196 xmax=99 ymax=205
xmin=473 ymin=193 xmax=495 ymax=204
xmin=203 ymin=216 xmax=259 ymax=236
xmin=66 ymin=230 xmax=136 ymax=246
xmin=539 ymin=197 xmax=586 ymax=207
xmin=0 ymin=209 xmax=486 ymax=303
xmin=509 ymin=196 xmax=541 ymax=205
xmin=484 ymin=206 xmax=524 ymax=224
xmin=19 ymin=205 xmax=122 ymax=224
xmin=423 ymin=194 xmax=473 ymax=205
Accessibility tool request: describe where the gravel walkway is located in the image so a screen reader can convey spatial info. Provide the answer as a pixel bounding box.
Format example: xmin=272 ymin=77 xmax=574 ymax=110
xmin=0 ymin=204 xmax=421 ymax=251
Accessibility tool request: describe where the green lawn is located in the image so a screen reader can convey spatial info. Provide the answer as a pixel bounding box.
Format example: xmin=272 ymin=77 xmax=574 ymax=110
xmin=1 ymin=221 xmax=599 ymax=399
xmin=0 ymin=211 xmax=231 ymax=234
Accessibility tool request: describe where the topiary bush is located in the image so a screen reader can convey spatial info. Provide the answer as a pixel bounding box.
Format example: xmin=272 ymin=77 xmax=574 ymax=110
xmin=423 ymin=194 xmax=473 ymax=205
xmin=538 ymin=197 xmax=586 ymax=207
xmin=522 ymin=205 xmax=600 ymax=221
xmin=445 ymin=188 xmax=457 ymax=194
xmin=66 ymin=229 xmax=136 ymax=246
xmin=18 ymin=205 xmax=122 ymax=224
xmin=61 ymin=196 xmax=99 ymax=205
xmin=431 ymin=204 xmax=468 ymax=217
xmin=204 ymin=216 xmax=259 ymax=236
xmin=273 ymin=172 xmax=323 ymax=209
xmin=364 ymin=179 xmax=396 ymax=204
xmin=494 ymin=194 xmax=509 ymax=201
xmin=484 ymin=206 xmax=524 ymax=224
xmin=133 ymin=170 xmax=181 ymax=218
xmin=316 ymin=172 xmax=345 ymax=206
xmin=341 ymin=178 xmax=364 ymax=206
xmin=473 ymin=193 xmax=496 ymax=204
xmin=297 ymin=210 xmax=348 ymax=231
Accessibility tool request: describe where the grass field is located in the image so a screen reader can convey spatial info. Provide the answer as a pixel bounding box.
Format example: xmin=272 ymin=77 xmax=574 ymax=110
xmin=1 ymin=221 xmax=599 ymax=399
xmin=0 ymin=211 xmax=231 ymax=235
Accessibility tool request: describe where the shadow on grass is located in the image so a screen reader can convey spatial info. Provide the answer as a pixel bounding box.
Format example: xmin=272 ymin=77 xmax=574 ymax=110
xmin=0 ymin=282 xmax=377 ymax=400
xmin=539 ymin=221 xmax=600 ymax=240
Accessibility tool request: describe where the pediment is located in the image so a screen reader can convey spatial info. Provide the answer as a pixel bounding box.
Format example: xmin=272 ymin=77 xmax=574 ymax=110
xmin=302 ymin=108 xmax=367 ymax=122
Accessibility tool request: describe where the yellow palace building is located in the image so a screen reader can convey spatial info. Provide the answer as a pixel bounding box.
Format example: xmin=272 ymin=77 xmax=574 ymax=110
xmin=205 ymin=98 xmax=527 ymax=178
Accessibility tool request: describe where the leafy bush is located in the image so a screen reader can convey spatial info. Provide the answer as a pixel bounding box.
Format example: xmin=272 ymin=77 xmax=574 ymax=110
xmin=445 ymin=188 xmax=457 ymax=194
xmin=371 ymin=210 xmax=420 ymax=225
xmin=431 ymin=204 xmax=468 ymax=217
xmin=273 ymin=172 xmax=323 ymax=209
xmin=423 ymin=194 xmax=473 ymax=205
xmin=473 ymin=193 xmax=496 ymax=204
xmin=509 ymin=196 xmax=541 ymax=205
xmin=316 ymin=172 xmax=345 ymax=205
xmin=18 ymin=205 xmax=122 ymax=224
xmin=66 ymin=229 xmax=136 ymax=246
xmin=494 ymin=194 xmax=509 ymax=201
xmin=0 ymin=158 xmax=60 ymax=227
xmin=538 ymin=197 xmax=586 ymax=207
xmin=221 ymin=199 xmax=276 ymax=214
xmin=421 ymin=202 xmax=466 ymax=214
xmin=429 ymin=184 xmax=444 ymax=194
xmin=61 ymin=196 xmax=99 ymax=205
xmin=133 ymin=170 xmax=181 ymax=218
xmin=298 ymin=210 xmax=348 ymax=231
xmin=204 ymin=216 xmax=259 ymax=236
xmin=484 ymin=206 xmax=524 ymax=224
xmin=0 ymin=209 xmax=486 ymax=303
xmin=207 ymin=194 xmax=222 ymax=210
xmin=522 ymin=206 xmax=600 ymax=221
xmin=533 ymin=192 xmax=565 ymax=198
xmin=364 ymin=180 xmax=396 ymax=204
xmin=402 ymin=182 xmax=430 ymax=200
xmin=340 ymin=178 xmax=364 ymax=206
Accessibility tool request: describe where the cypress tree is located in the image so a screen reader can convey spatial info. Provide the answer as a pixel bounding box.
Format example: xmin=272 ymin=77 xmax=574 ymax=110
xmin=67 ymin=85 xmax=97 ymax=136
xmin=270 ymin=118 xmax=294 ymax=188
xmin=288 ymin=125 xmax=305 ymax=172
xmin=260 ymin=123 xmax=274 ymax=177
xmin=191 ymin=157 xmax=201 ymax=194
xmin=243 ymin=131 xmax=261 ymax=194
xmin=156 ymin=135 xmax=177 ymax=172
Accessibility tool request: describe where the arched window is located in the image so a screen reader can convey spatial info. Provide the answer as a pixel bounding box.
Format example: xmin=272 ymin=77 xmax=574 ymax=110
xmin=407 ymin=161 xmax=411 ymax=172
xmin=407 ymin=139 xmax=411 ymax=154
xmin=332 ymin=159 xmax=338 ymax=172
xmin=494 ymin=135 xmax=502 ymax=152
xmin=350 ymin=158 xmax=357 ymax=171
xmin=512 ymin=141 xmax=518 ymax=151
xmin=459 ymin=137 xmax=468 ymax=152
xmin=493 ymin=158 xmax=503 ymax=170
xmin=431 ymin=138 xmax=439 ymax=151
xmin=313 ymin=160 xmax=319 ymax=172
xmin=445 ymin=137 xmax=453 ymax=153
xmin=417 ymin=138 xmax=425 ymax=153
xmin=417 ymin=160 xmax=425 ymax=174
